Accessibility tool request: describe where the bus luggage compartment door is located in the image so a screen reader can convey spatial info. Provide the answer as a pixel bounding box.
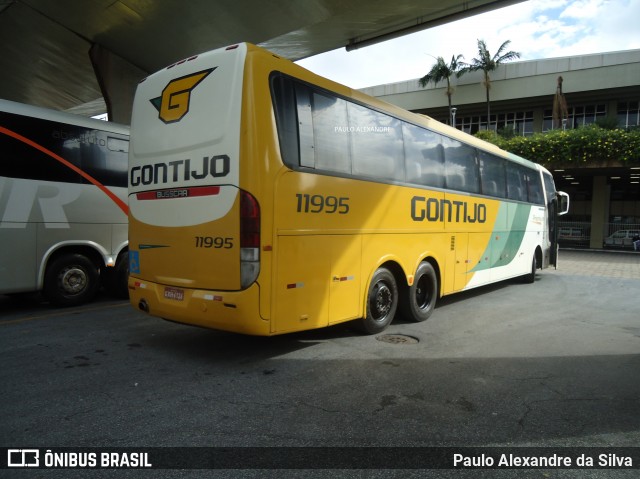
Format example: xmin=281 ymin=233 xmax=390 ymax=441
xmin=274 ymin=235 xmax=362 ymax=334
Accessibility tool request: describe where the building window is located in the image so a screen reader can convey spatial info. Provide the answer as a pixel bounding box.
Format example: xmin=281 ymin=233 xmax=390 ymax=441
xmin=457 ymin=111 xmax=533 ymax=136
xmin=543 ymin=110 xmax=553 ymax=131
xmin=617 ymin=101 xmax=639 ymax=129
xmin=497 ymin=111 xmax=533 ymax=136
xmin=543 ymin=104 xmax=607 ymax=131
xmin=570 ymin=104 xmax=607 ymax=128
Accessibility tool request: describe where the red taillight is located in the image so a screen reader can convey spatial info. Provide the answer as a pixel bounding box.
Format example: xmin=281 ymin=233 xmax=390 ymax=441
xmin=240 ymin=191 xmax=260 ymax=248
xmin=240 ymin=191 xmax=260 ymax=289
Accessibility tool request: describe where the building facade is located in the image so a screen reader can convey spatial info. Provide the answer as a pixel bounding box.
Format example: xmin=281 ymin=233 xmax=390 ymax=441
xmin=360 ymin=50 xmax=640 ymax=249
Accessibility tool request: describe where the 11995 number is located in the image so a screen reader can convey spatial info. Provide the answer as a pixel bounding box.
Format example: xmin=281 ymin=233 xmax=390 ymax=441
xmin=195 ymin=236 xmax=233 ymax=248
xmin=296 ymin=194 xmax=349 ymax=214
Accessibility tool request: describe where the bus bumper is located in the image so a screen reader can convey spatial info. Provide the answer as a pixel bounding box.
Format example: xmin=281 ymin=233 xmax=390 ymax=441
xmin=128 ymin=277 xmax=270 ymax=336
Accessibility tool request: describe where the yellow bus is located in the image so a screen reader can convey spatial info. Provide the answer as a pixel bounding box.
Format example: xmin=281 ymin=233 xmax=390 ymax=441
xmin=128 ymin=43 xmax=569 ymax=335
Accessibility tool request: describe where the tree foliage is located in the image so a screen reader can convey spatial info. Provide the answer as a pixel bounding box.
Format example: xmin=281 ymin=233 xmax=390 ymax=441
xmin=418 ymin=55 xmax=465 ymax=125
xmin=475 ymin=125 xmax=640 ymax=167
xmin=418 ymin=54 xmax=465 ymax=89
xmin=462 ymin=39 xmax=520 ymax=123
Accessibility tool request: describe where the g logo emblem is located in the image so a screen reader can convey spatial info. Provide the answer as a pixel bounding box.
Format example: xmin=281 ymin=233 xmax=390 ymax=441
xmin=151 ymin=68 xmax=215 ymax=123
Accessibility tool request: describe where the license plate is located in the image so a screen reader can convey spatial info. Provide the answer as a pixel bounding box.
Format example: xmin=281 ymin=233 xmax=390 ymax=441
xmin=163 ymin=287 xmax=184 ymax=301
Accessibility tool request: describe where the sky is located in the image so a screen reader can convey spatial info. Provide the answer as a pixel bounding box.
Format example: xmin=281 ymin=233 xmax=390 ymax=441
xmin=295 ymin=0 xmax=640 ymax=89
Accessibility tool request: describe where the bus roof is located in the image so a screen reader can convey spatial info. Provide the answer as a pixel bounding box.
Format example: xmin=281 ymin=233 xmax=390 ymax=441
xmin=0 ymin=99 xmax=129 ymax=135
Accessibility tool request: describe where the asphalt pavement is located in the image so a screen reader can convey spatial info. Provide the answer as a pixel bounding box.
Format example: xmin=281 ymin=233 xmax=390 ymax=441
xmin=1 ymin=250 xmax=639 ymax=479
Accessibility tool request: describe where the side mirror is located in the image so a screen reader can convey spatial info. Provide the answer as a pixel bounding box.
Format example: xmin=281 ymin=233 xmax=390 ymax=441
xmin=557 ymin=191 xmax=570 ymax=216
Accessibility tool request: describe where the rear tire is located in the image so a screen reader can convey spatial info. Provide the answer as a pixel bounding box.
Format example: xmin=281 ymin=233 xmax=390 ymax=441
xmin=43 ymin=253 xmax=100 ymax=306
xmin=105 ymin=251 xmax=129 ymax=299
xmin=355 ymin=267 xmax=398 ymax=334
xmin=400 ymin=261 xmax=438 ymax=322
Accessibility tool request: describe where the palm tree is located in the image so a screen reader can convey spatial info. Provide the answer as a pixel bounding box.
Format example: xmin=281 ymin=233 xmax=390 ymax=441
xmin=463 ymin=39 xmax=520 ymax=130
xmin=419 ymin=54 xmax=465 ymax=126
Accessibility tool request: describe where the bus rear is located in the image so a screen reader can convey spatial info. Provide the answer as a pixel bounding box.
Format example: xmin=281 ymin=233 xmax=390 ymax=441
xmin=128 ymin=43 xmax=266 ymax=334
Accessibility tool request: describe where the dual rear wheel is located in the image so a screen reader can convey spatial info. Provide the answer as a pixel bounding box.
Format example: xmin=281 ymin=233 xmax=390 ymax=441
xmin=356 ymin=262 xmax=438 ymax=334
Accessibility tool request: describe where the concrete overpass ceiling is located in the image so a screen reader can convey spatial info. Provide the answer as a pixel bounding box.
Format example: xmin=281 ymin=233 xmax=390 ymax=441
xmin=0 ymin=0 xmax=522 ymax=113
xmin=0 ymin=1 xmax=103 ymax=111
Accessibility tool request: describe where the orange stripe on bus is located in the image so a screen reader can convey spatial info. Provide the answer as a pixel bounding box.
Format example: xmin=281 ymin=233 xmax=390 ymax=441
xmin=0 ymin=125 xmax=129 ymax=215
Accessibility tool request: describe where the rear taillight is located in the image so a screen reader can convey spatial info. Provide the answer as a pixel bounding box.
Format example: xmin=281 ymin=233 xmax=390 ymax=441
xmin=240 ymin=191 xmax=260 ymax=288
xmin=240 ymin=190 xmax=260 ymax=248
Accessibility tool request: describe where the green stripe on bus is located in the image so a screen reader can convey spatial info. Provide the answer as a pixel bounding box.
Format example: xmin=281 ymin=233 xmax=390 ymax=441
xmin=472 ymin=203 xmax=532 ymax=272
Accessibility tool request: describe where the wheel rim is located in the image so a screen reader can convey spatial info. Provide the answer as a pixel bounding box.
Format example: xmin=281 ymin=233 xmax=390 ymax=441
xmin=415 ymin=275 xmax=431 ymax=310
xmin=370 ymin=282 xmax=392 ymax=322
xmin=59 ymin=266 xmax=88 ymax=295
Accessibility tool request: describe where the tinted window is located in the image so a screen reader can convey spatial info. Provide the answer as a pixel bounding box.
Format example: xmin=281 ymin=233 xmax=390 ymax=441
xmin=348 ymin=102 xmax=404 ymax=181
xmin=526 ymin=169 xmax=544 ymax=205
xmin=271 ymin=73 xmax=546 ymax=204
xmin=478 ymin=150 xmax=506 ymax=198
xmin=506 ymin=163 xmax=544 ymax=204
xmin=270 ymin=75 xmax=299 ymax=168
xmin=311 ymin=92 xmax=351 ymax=174
xmin=0 ymin=111 xmax=128 ymax=187
xmin=442 ymin=137 xmax=479 ymax=193
xmin=506 ymin=163 xmax=528 ymax=202
xmin=403 ymin=123 xmax=445 ymax=188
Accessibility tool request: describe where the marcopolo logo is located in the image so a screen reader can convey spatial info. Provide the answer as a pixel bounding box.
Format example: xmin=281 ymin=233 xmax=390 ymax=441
xmin=150 ymin=68 xmax=215 ymax=124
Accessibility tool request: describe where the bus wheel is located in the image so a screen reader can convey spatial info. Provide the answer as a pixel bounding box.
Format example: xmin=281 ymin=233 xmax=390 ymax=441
xmin=44 ymin=253 xmax=100 ymax=307
xmin=401 ymin=261 xmax=438 ymax=322
xmin=105 ymin=251 xmax=129 ymax=299
xmin=357 ymin=267 xmax=398 ymax=334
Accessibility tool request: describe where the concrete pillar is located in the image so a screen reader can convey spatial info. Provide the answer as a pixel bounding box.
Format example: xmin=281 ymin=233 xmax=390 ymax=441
xmin=589 ymin=176 xmax=610 ymax=249
xmin=90 ymin=44 xmax=147 ymax=125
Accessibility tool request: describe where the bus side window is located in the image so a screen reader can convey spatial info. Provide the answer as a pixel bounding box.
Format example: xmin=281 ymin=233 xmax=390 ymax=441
xmin=402 ymin=122 xmax=444 ymax=188
xmin=506 ymin=163 xmax=525 ymax=202
xmin=295 ymin=85 xmax=315 ymax=168
xmin=442 ymin=137 xmax=479 ymax=194
xmin=348 ymin=102 xmax=404 ymax=182
xmin=270 ymin=74 xmax=301 ymax=168
xmin=1 ymin=114 xmax=108 ymax=186
xmin=309 ymin=92 xmax=351 ymax=174
xmin=527 ymin=171 xmax=545 ymax=205
xmin=478 ymin=150 xmax=507 ymax=198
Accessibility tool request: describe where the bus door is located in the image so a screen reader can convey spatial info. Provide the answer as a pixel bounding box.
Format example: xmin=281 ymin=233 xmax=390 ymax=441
xmin=548 ymin=198 xmax=559 ymax=267
xmin=452 ymin=233 xmax=470 ymax=292
xmin=550 ymin=191 xmax=570 ymax=266
xmin=543 ymin=172 xmax=569 ymax=267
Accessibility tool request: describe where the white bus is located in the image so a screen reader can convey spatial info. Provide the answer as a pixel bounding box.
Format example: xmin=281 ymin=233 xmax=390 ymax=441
xmin=0 ymin=99 xmax=130 ymax=306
